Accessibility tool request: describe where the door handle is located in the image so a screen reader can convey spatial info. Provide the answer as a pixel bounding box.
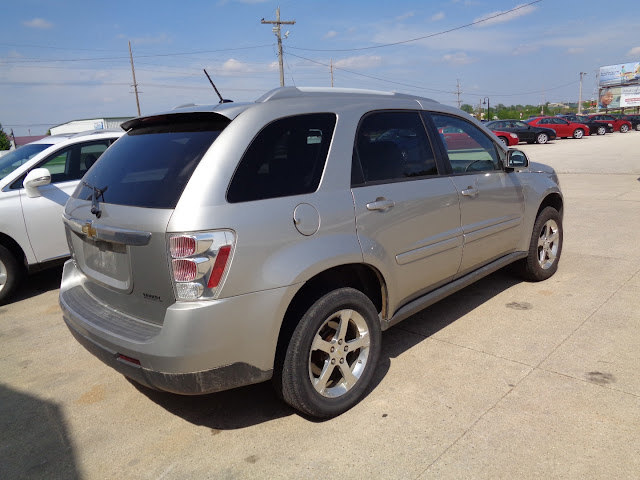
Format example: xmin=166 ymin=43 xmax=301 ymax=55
xmin=461 ymin=186 xmax=479 ymax=197
xmin=366 ymin=198 xmax=395 ymax=212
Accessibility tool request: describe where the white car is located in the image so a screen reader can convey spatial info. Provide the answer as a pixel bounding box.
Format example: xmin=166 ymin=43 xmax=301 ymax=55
xmin=0 ymin=130 xmax=123 ymax=304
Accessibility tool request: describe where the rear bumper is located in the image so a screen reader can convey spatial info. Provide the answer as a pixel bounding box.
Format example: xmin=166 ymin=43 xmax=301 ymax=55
xmin=59 ymin=260 xmax=293 ymax=394
xmin=64 ymin=320 xmax=271 ymax=394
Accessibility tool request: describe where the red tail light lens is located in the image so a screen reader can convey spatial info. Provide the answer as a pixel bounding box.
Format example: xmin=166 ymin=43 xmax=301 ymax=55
xmin=207 ymin=245 xmax=232 ymax=288
xmin=170 ymin=236 xmax=196 ymax=258
xmin=172 ymin=259 xmax=198 ymax=282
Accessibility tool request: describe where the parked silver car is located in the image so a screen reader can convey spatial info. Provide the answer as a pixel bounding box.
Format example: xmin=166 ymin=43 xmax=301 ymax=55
xmin=60 ymin=87 xmax=563 ymax=418
xmin=0 ymin=130 xmax=123 ymax=304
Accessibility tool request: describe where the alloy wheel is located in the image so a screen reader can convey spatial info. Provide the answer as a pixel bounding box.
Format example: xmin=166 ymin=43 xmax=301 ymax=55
xmin=537 ymin=219 xmax=560 ymax=270
xmin=308 ymin=308 xmax=371 ymax=398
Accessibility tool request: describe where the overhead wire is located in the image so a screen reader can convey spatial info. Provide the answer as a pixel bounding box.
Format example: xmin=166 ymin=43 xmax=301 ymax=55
xmin=287 ymin=0 xmax=544 ymax=52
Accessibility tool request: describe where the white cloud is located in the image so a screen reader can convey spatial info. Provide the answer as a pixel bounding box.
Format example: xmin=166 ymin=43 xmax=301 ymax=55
xmin=567 ymin=47 xmax=584 ymax=55
xmin=473 ymin=4 xmax=537 ymax=27
xmin=220 ymin=58 xmax=252 ymax=74
xmin=324 ymin=30 xmax=338 ymax=39
xmin=334 ymin=55 xmax=382 ymax=69
xmin=628 ymin=46 xmax=640 ymax=56
xmin=396 ymin=12 xmax=415 ymax=21
xmin=431 ymin=12 xmax=445 ymax=21
xmin=23 ymin=18 xmax=53 ymax=29
xmin=442 ymin=52 xmax=474 ymax=65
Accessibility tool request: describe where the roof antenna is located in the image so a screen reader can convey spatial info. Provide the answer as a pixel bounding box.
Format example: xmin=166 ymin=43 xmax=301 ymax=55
xmin=203 ymin=69 xmax=233 ymax=103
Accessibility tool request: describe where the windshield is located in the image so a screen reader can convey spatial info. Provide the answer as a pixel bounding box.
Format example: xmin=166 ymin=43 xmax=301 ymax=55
xmin=73 ymin=120 xmax=228 ymax=209
xmin=0 ymin=143 xmax=53 ymax=181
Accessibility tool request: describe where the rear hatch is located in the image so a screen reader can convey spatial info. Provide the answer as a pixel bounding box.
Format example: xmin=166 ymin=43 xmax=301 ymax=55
xmin=64 ymin=113 xmax=232 ymax=325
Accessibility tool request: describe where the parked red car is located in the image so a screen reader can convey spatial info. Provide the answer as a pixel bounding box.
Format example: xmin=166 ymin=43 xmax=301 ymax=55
xmin=439 ymin=126 xmax=518 ymax=149
xmin=588 ymin=114 xmax=632 ymax=133
xmin=491 ymin=130 xmax=520 ymax=147
xmin=525 ymin=116 xmax=590 ymax=139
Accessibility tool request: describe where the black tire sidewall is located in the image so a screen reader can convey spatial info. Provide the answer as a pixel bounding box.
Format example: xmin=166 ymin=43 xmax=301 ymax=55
xmin=523 ymin=207 xmax=563 ymax=282
xmin=281 ymin=287 xmax=381 ymax=418
xmin=0 ymin=245 xmax=23 ymax=305
xmin=537 ymin=133 xmax=548 ymax=144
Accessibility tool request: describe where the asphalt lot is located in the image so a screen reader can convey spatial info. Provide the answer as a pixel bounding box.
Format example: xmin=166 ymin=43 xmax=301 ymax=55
xmin=1 ymin=131 xmax=639 ymax=479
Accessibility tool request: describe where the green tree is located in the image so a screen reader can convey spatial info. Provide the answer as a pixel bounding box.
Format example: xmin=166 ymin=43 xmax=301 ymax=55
xmin=0 ymin=123 xmax=11 ymax=150
xmin=460 ymin=104 xmax=474 ymax=114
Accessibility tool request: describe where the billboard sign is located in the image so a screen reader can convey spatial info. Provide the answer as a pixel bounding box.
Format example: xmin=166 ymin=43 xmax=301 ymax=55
xmin=598 ymin=85 xmax=640 ymax=109
xmin=599 ymin=62 xmax=640 ymax=86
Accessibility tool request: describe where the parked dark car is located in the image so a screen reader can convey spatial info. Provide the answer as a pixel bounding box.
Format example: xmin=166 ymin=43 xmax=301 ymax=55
xmin=588 ymin=114 xmax=632 ymax=133
xmin=556 ymin=115 xmax=611 ymax=135
xmin=486 ymin=120 xmax=557 ymax=144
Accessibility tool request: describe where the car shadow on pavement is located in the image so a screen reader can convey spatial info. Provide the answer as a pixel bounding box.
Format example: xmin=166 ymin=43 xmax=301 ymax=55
xmin=8 ymin=266 xmax=64 ymax=304
xmin=133 ymin=269 xmax=520 ymax=428
xmin=0 ymin=385 xmax=80 ymax=479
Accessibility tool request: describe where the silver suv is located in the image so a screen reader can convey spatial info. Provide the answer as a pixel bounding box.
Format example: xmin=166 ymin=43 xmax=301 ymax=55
xmin=60 ymin=87 xmax=563 ymax=418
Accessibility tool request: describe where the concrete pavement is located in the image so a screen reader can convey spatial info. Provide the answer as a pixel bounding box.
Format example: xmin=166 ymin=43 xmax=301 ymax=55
xmin=1 ymin=131 xmax=639 ymax=479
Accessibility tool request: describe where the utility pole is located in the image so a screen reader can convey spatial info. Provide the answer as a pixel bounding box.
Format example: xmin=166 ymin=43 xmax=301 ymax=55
xmin=578 ymin=72 xmax=587 ymax=114
xmin=128 ymin=41 xmax=141 ymax=116
xmin=261 ymin=7 xmax=295 ymax=87
xmin=330 ymin=58 xmax=334 ymax=87
xmin=455 ymin=79 xmax=462 ymax=108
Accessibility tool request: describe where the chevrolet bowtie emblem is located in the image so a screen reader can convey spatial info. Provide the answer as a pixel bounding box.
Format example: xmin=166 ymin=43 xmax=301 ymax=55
xmin=82 ymin=222 xmax=97 ymax=239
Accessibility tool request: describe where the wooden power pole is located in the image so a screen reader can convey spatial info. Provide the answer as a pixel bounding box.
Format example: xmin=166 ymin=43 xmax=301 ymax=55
xmin=129 ymin=41 xmax=141 ymax=116
xmin=261 ymin=7 xmax=295 ymax=87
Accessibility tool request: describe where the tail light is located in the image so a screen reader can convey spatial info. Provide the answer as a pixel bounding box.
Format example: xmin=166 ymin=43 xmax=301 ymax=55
xmin=168 ymin=230 xmax=235 ymax=301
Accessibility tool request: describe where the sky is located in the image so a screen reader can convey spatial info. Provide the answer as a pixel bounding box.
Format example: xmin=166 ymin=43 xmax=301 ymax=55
xmin=1 ymin=0 xmax=639 ymax=136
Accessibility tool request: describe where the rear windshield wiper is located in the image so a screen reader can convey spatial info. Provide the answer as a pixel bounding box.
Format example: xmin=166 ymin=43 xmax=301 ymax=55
xmin=82 ymin=181 xmax=108 ymax=218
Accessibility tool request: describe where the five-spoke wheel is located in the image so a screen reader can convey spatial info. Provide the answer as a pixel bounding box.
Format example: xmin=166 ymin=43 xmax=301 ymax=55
xmin=276 ymin=288 xmax=381 ymax=418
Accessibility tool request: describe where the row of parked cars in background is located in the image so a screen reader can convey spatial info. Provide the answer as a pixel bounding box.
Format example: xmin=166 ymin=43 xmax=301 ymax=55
xmin=486 ymin=113 xmax=639 ymax=146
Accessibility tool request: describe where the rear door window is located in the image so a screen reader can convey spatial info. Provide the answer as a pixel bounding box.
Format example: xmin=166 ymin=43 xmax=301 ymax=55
xmin=227 ymin=113 xmax=336 ymax=203
xmin=74 ymin=121 xmax=227 ymax=209
xmin=352 ymin=111 xmax=438 ymax=185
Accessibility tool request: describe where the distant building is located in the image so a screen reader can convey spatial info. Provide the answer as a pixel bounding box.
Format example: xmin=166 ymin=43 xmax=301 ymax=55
xmin=50 ymin=117 xmax=133 ymax=135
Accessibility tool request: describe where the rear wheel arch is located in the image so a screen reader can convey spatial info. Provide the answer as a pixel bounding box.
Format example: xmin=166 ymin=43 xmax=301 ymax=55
xmin=272 ymin=264 xmax=385 ymax=379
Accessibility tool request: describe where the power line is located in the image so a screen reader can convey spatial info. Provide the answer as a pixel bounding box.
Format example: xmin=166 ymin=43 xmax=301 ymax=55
xmin=1 ymin=44 xmax=274 ymax=64
xmin=287 ymin=0 xmax=543 ymax=53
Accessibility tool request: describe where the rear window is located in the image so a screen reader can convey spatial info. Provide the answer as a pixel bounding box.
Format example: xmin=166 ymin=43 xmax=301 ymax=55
xmin=73 ymin=120 xmax=227 ymax=209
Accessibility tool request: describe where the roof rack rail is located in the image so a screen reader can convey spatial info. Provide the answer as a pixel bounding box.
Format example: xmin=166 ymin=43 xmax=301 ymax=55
xmin=256 ymin=86 xmax=437 ymax=104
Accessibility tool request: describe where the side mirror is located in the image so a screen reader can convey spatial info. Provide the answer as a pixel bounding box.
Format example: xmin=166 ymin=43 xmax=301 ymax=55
xmin=23 ymin=168 xmax=51 ymax=198
xmin=506 ymin=149 xmax=529 ymax=170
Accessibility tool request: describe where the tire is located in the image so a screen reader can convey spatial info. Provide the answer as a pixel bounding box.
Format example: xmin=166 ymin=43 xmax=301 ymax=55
xmin=498 ymin=136 xmax=509 ymax=147
xmin=572 ymin=129 xmax=584 ymax=139
xmin=517 ymin=207 xmax=563 ymax=282
xmin=619 ymin=124 xmax=629 ymax=133
xmin=276 ymin=287 xmax=381 ymax=418
xmin=0 ymin=245 xmax=24 ymax=305
xmin=596 ymin=126 xmax=606 ymax=135
xmin=635 ymin=124 xmax=640 ymax=131
xmin=536 ymin=132 xmax=548 ymax=144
